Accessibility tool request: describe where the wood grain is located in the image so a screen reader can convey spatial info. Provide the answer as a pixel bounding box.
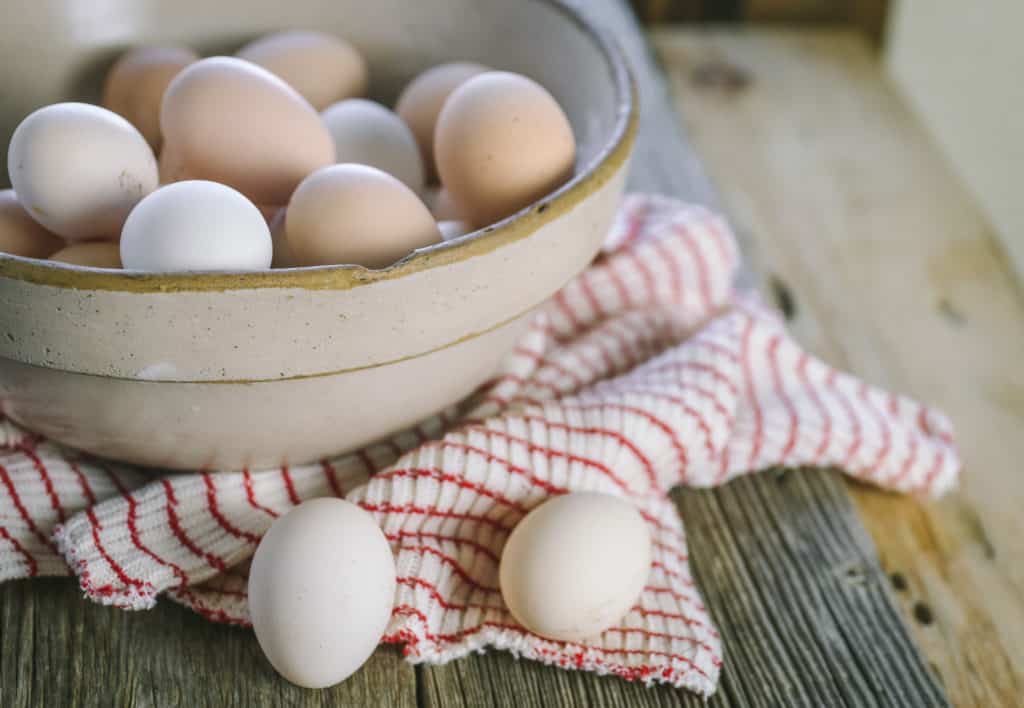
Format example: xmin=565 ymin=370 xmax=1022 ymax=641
xmin=652 ymin=27 xmax=1023 ymax=706
xmin=0 ymin=577 xmax=416 ymax=707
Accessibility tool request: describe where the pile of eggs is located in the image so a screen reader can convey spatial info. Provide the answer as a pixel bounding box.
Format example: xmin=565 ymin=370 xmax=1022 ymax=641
xmin=1 ymin=30 xmax=577 ymax=272
xmin=250 ymin=492 xmax=652 ymax=689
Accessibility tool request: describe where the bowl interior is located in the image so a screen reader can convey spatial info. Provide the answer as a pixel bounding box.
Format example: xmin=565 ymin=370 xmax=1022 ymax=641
xmin=0 ymin=0 xmax=627 ymax=200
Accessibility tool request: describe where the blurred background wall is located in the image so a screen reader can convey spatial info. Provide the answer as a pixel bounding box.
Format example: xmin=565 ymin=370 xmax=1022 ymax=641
xmin=632 ymin=0 xmax=1024 ymax=280
xmin=887 ymin=0 xmax=1024 ymax=282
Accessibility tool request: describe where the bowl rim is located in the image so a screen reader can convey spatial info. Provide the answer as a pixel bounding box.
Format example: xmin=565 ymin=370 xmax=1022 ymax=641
xmin=0 ymin=0 xmax=637 ymax=294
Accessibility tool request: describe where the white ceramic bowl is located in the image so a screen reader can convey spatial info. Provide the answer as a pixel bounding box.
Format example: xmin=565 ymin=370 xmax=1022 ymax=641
xmin=0 ymin=0 xmax=635 ymax=470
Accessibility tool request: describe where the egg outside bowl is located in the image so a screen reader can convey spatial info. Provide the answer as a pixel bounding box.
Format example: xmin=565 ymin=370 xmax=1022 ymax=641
xmin=0 ymin=0 xmax=635 ymax=470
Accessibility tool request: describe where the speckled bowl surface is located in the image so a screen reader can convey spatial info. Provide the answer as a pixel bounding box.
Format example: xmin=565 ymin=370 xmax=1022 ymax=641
xmin=0 ymin=0 xmax=635 ymax=470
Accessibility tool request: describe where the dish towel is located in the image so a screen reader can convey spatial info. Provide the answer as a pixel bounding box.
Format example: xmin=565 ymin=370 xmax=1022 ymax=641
xmin=0 ymin=194 xmax=959 ymax=697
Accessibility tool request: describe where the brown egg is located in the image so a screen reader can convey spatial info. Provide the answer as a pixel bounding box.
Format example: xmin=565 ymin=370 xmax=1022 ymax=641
xmin=286 ymin=164 xmax=441 ymax=268
xmin=102 ymin=45 xmax=198 ymax=150
xmin=0 ymin=189 xmax=65 ymax=258
xmin=395 ymin=62 xmax=488 ymax=182
xmin=258 ymin=204 xmax=281 ymax=224
xmin=268 ymin=207 xmax=294 ymax=267
xmin=435 ymin=71 xmax=576 ymax=228
xmin=237 ymin=30 xmax=367 ymax=110
xmin=160 ymin=56 xmax=336 ymax=205
xmin=49 ymin=241 xmax=122 ymax=268
xmin=157 ymin=142 xmax=190 ymax=184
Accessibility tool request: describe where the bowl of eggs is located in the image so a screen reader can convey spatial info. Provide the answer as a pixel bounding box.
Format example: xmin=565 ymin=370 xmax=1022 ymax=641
xmin=0 ymin=0 xmax=635 ymax=470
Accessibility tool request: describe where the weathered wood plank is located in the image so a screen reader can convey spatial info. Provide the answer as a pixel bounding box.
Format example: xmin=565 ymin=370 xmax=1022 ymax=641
xmin=0 ymin=577 xmax=417 ymax=704
xmin=651 ymin=27 xmax=1022 ymax=706
xmin=419 ymin=650 xmax=715 ymax=708
xmin=0 ymin=577 xmax=416 ymax=707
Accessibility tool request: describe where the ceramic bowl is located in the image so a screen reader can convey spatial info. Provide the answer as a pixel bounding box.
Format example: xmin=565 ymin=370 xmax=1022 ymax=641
xmin=0 ymin=0 xmax=635 ymax=470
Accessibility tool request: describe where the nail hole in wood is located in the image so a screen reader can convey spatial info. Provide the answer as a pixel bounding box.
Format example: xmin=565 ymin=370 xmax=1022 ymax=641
xmin=836 ymin=562 xmax=867 ymax=586
xmin=913 ymin=602 xmax=934 ymax=625
xmin=890 ymin=572 xmax=908 ymax=591
xmin=690 ymin=60 xmax=751 ymax=94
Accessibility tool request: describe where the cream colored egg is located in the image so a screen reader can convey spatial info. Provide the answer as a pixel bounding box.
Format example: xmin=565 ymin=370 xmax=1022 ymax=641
xmin=49 ymin=241 xmax=122 ymax=269
xmin=499 ymin=492 xmax=651 ymax=642
xmin=160 ymin=56 xmax=335 ymax=205
xmin=435 ymin=71 xmax=576 ymax=228
xmin=237 ymin=30 xmax=367 ymax=110
xmin=0 ymin=189 xmax=64 ymax=258
xmin=395 ymin=62 xmax=488 ymax=181
xmin=248 ymin=498 xmax=396 ymax=688
xmin=120 ymin=180 xmax=271 ymax=272
xmin=286 ymin=164 xmax=441 ymax=268
xmin=437 ymin=220 xmax=470 ymax=241
xmin=321 ymin=99 xmax=424 ymax=193
xmin=7 ymin=102 xmax=158 ymax=241
xmin=102 ymin=45 xmax=198 ymax=149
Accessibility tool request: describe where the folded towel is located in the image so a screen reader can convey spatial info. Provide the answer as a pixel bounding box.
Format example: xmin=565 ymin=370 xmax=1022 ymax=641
xmin=0 ymin=194 xmax=959 ymax=697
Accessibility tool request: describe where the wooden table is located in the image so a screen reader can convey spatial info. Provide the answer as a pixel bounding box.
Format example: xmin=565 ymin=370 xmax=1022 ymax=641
xmin=3 ymin=4 xmax=1019 ymax=706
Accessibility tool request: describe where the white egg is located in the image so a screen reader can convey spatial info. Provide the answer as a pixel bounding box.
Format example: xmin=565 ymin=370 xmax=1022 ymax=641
xmin=7 ymin=102 xmax=158 ymax=241
xmin=120 ymin=180 xmax=271 ymax=272
xmin=499 ymin=492 xmax=651 ymax=642
xmin=321 ymin=99 xmax=424 ymax=193
xmin=437 ymin=219 xmax=471 ymax=241
xmin=248 ymin=498 xmax=396 ymax=689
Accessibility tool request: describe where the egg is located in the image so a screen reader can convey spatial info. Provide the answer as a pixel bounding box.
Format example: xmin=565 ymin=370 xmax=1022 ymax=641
xmin=286 ymin=164 xmax=441 ymax=268
xmin=435 ymin=71 xmax=576 ymax=228
xmin=160 ymin=56 xmax=335 ymax=205
xmin=437 ymin=220 xmax=471 ymax=241
xmin=248 ymin=498 xmax=396 ymax=688
xmin=268 ymin=207 xmax=294 ymax=267
xmin=0 ymin=189 xmax=64 ymax=258
xmin=7 ymin=102 xmax=159 ymax=241
xmin=499 ymin=492 xmax=651 ymax=642
xmin=49 ymin=241 xmax=122 ymax=269
xmin=321 ymin=99 xmax=424 ymax=193
xmin=120 ymin=180 xmax=271 ymax=272
xmin=423 ymin=186 xmax=464 ymax=221
xmin=395 ymin=62 xmax=488 ymax=181
xmin=237 ymin=30 xmax=367 ymax=110
xmin=257 ymin=204 xmax=280 ymax=224
xmin=102 ymin=45 xmax=198 ymax=149
xmin=157 ymin=142 xmax=189 ymax=184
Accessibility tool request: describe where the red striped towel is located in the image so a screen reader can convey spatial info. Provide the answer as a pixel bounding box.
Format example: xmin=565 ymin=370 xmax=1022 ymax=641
xmin=0 ymin=194 xmax=959 ymax=697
